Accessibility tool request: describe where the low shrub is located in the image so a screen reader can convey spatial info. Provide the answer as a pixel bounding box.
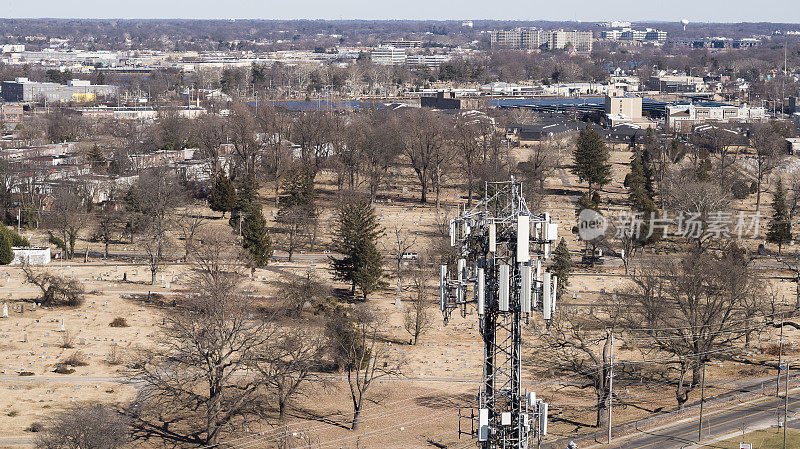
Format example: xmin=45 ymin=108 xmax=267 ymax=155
xmin=61 ymin=351 xmax=88 ymax=367
xmin=109 ymin=317 xmax=129 ymax=328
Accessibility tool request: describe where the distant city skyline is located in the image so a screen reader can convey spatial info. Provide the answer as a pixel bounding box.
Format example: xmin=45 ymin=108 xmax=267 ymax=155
xmin=4 ymin=0 xmax=800 ymax=24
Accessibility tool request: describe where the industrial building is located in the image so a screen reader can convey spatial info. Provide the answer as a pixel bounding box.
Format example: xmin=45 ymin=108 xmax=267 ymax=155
xmin=646 ymin=74 xmax=706 ymax=93
xmin=76 ymin=106 xmax=206 ymax=120
xmin=421 ymin=91 xmax=487 ymax=110
xmin=1 ymin=77 xmax=119 ymax=102
xmin=666 ymin=103 xmax=766 ymax=131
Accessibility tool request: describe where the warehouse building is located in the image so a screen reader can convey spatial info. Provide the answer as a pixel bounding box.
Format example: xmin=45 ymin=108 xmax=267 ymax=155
xmin=1 ymin=77 xmax=118 ymax=102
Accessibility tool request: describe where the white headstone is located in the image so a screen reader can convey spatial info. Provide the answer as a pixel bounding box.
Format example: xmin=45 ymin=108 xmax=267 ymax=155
xmin=60 ymin=318 xmax=65 ymax=332
xmin=2 ymin=303 xmax=7 ymax=318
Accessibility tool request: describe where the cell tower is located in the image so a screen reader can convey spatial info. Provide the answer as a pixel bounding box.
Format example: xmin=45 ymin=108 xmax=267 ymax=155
xmin=440 ymin=178 xmax=558 ymax=449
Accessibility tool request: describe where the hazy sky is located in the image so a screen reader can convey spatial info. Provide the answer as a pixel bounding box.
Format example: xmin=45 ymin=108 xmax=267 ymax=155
xmin=4 ymin=0 xmax=800 ymax=23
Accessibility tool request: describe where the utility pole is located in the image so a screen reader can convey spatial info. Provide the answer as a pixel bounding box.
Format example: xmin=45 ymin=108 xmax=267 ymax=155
xmin=779 ymin=315 xmax=785 ymax=397
xmin=698 ymin=361 xmax=706 ymax=442
xmin=785 ymin=360 xmax=790 ymax=449
xmin=607 ymin=331 xmax=614 ymax=445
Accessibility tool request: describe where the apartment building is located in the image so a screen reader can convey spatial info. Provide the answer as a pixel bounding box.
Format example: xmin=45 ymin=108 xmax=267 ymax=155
xmin=490 ymin=28 xmax=592 ymax=52
xmin=600 ymin=28 xmax=667 ymax=43
xmin=0 ymin=103 xmax=23 ymax=127
xmin=546 ymin=30 xmax=593 ymax=52
xmin=490 ymin=28 xmax=545 ymax=50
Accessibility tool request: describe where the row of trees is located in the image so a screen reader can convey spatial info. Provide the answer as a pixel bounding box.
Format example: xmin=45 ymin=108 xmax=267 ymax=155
xmin=552 ymin=113 xmax=796 ymax=431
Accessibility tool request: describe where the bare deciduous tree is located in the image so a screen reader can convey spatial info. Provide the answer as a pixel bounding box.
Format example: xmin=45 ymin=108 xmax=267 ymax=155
xmin=94 ymin=208 xmax=123 ymax=259
xmin=252 ymin=327 xmax=325 ymax=422
xmin=22 ymin=263 xmax=85 ymax=307
xmin=662 ymin=171 xmax=732 ymax=250
xmin=536 ymin=307 xmax=614 ymax=428
xmin=274 ymin=270 xmax=330 ymax=317
xmin=326 ymin=305 xmax=404 ymax=430
xmin=347 ymin=111 xmax=402 ymax=202
xmin=387 ymin=228 xmax=416 ymax=294
xmin=126 ymin=169 xmax=186 ymax=284
xmin=173 ymin=207 xmax=205 ymax=261
xmin=403 ymin=264 xmax=433 ymax=345
xmin=36 ymin=403 xmax=129 ymax=449
xmin=128 ymin=249 xmax=272 ymax=447
xmin=616 ymin=246 xmax=765 ymax=409
xmin=47 ymin=186 xmax=87 ymax=259
xmin=517 ymin=139 xmax=561 ymax=202
xmin=749 ymin=122 xmax=785 ymax=212
xmin=399 ymin=108 xmax=447 ymax=204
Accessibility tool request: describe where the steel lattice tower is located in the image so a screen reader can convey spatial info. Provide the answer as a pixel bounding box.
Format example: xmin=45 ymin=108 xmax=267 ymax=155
xmin=441 ymin=178 xmax=557 ymax=449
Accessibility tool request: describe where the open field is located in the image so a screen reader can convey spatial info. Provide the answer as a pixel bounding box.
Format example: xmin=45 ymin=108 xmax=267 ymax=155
xmin=1 ymin=139 xmax=799 ymax=449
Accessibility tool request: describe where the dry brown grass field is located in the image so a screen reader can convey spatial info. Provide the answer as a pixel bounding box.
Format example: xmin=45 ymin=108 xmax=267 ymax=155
xmin=0 ymin=143 xmax=796 ymax=448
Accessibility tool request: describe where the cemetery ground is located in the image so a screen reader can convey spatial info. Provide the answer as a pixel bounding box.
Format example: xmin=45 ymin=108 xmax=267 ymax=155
xmin=0 ymin=146 xmax=797 ymax=447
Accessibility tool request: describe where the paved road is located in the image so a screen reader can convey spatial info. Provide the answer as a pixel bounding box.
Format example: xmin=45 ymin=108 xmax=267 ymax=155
xmin=613 ymin=394 xmax=800 ymax=449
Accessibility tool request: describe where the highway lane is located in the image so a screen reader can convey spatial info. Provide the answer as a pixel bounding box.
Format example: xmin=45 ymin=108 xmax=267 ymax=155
xmin=615 ymin=394 xmax=800 ymax=449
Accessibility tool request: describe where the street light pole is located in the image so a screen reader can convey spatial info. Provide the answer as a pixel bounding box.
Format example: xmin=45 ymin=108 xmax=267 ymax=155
xmin=779 ymin=315 xmax=785 ymax=397
xmin=698 ymin=361 xmax=706 ymax=442
xmin=785 ymin=361 xmax=790 ymax=449
xmin=607 ymin=331 xmax=613 ymax=445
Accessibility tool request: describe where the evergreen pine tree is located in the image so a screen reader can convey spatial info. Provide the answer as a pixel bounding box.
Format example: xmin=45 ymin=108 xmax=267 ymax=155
xmin=278 ymin=167 xmax=315 ymax=210
xmin=550 ymin=238 xmax=571 ymax=299
xmin=241 ymin=204 xmax=273 ymax=273
xmin=208 ymin=173 xmax=237 ymax=218
xmin=229 ymin=174 xmax=260 ymax=230
xmin=767 ymin=178 xmax=792 ymax=254
xmin=696 ymin=148 xmax=713 ymax=182
xmin=330 ymin=198 xmax=385 ymax=299
xmin=624 ymin=149 xmax=660 ymax=245
xmin=351 ymin=239 xmax=385 ymax=299
xmin=0 ymin=232 xmax=12 ymax=265
xmin=571 ymin=128 xmax=611 ymax=196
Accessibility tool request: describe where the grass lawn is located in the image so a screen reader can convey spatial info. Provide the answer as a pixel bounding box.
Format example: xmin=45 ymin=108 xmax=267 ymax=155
xmin=706 ymin=427 xmax=800 ymax=448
